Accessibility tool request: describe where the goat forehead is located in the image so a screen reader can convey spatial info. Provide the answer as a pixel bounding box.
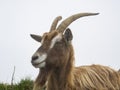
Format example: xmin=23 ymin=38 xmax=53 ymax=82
xmin=50 ymin=33 xmax=62 ymax=49
xmin=41 ymin=31 xmax=61 ymax=44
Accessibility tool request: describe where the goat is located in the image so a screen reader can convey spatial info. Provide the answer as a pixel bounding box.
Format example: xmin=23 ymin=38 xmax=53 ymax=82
xmin=30 ymin=13 xmax=120 ymax=90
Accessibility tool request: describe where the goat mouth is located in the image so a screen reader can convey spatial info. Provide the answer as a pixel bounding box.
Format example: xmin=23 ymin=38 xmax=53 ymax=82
xmin=32 ymin=60 xmax=46 ymax=67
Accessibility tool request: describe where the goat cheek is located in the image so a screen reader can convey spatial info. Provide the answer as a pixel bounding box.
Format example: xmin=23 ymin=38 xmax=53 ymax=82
xmin=46 ymin=54 xmax=57 ymax=65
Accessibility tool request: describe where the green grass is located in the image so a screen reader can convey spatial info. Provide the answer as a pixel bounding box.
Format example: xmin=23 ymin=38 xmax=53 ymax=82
xmin=0 ymin=78 xmax=33 ymax=90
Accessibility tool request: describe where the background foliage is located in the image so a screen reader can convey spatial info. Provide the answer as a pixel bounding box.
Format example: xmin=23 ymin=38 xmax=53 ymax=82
xmin=0 ymin=78 xmax=33 ymax=90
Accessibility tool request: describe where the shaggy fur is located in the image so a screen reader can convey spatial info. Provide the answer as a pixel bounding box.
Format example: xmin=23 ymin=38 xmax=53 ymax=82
xmin=73 ymin=65 xmax=120 ymax=90
xmin=33 ymin=68 xmax=47 ymax=90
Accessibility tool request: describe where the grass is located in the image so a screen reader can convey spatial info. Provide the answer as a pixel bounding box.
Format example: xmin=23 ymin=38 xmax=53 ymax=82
xmin=0 ymin=78 xmax=34 ymax=90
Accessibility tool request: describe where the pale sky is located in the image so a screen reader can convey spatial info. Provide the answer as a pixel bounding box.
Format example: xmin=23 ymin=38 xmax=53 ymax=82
xmin=0 ymin=0 xmax=120 ymax=83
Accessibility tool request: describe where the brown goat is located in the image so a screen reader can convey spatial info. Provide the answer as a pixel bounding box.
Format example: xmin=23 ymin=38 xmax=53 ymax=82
xmin=30 ymin=13 xmax=120 ymax=90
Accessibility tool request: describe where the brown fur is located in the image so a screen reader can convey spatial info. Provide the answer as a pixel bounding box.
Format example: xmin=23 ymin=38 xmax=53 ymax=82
xmin=33 ymin=68 xmax=47 ymax=90
xmin=73 ymin=65 xmax=120 ymax=90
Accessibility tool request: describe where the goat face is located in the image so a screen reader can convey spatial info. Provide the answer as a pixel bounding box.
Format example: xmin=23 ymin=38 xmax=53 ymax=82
xmin=30 ymin=13 xmax=99 ymax=68
xmin=31 ymin=28 xmax=73 ymax=68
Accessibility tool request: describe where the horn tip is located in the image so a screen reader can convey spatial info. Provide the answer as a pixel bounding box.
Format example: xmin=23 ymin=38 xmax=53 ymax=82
xmin=94 ymin=13 xmax=100 ymax=15
xmin=30 ymin=34 xmax=35 ymax=38
xmin=57 ymin=16 xmax=62 ymax=20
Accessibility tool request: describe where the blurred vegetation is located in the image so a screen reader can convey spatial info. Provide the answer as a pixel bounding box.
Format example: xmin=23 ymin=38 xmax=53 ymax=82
xmin=0 ymin=77 xmax=34 ymax=90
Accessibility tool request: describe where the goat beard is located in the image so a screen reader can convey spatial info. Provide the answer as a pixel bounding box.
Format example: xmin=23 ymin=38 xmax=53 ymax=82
xmin=35 ymin=68 xmax=48 ymax=87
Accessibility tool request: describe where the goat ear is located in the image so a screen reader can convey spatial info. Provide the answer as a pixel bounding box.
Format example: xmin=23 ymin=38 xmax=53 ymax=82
xmin=30 ymin=34 xmax=42 ymax=42
xmin=64 ymin=28 xmax=73 ymax=42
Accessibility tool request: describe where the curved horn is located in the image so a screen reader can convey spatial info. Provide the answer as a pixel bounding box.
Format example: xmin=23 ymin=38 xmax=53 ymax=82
xmin=49 ymin=16 xmax=62 ymax=32
xmin=57 ymin=13 xmax=99 ymax=33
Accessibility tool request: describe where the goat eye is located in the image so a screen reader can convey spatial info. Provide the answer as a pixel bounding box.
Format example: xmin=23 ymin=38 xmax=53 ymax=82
xmin=55 ymin=41 xmax=63 ymax=46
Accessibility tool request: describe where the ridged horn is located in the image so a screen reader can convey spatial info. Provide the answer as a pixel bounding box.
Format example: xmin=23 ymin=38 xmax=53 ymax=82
xmin=49 ymin=16 xmax=62 ymax=32
xmin=57 ymin=13 xmax=99 ymax=33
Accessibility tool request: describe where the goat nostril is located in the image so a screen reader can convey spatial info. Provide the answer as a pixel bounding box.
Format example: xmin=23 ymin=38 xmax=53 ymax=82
xmin=32 ymin=55 xmax=38 ymax=61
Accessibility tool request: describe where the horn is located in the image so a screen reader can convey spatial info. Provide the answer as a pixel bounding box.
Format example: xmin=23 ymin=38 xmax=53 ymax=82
xmin=49 ymin=16 xmax=62 ymax=32
xmin=57 ymin=13 xmax=99 ymax=33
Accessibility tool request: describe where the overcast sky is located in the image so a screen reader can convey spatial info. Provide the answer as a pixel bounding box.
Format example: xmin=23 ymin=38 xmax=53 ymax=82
xmin=0 ymin=0 xmax=120 ymax=83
